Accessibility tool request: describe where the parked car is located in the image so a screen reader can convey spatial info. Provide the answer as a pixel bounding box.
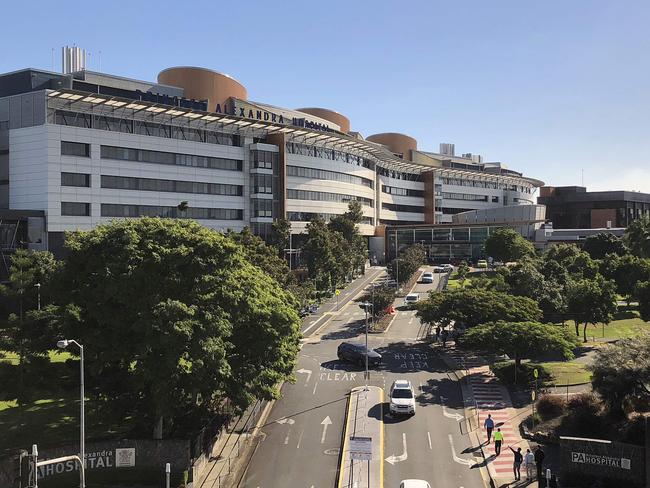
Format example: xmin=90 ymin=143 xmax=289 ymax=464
xmin=476 ymin=259 xmax=488 ymax=269
xmin=400 ymin=480 xmax=431 ymax=488
xmin=389 ymin=379 xmax=416 ymax=415
xmin=403 ymin=293 xmax=420 ymax=307
xmin=421 ymin=272 xmax=434 ymax=284
xmin=337 ymin=342 xmax=382 ymax=367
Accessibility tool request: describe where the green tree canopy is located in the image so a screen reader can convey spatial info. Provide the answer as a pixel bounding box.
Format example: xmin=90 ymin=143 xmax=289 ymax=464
xmin=56 ymin=218 xmax=300 ymax=438
xmin=566 ymin=276 xmax=618 ymax=342
xmin=603 ymin=254 xmax=650 ymax=304
xmin=637 ymin=281 xmax=650 ymax=322
xmin=625 ymin=216 xmax=650 ymax=258
xmin=303 ymin=215 xmax=338 ymax=290
xmin=484 ymin=228 xmax=535 ymax=263
xmin=506 ymin=259 xmax=567 ymax=322
xmin=269 ymin=218 xmax=291 ymax=257
xmin=459 ymin=320 xmax=578 ymax=368
xmin=357 ymin=285 xmax=395 ymax=317
xmin=388 ymin=244 xmax=426 ymax=285
xmin=416 ymin=288 xmax=542 ymax=329
xmin=540 ymin=244 xmax=599 ymax=284
xmin=590 ymin=334 xmax=650 ymax=416
xmin=583 ymin=232 xmax=627 ymax=260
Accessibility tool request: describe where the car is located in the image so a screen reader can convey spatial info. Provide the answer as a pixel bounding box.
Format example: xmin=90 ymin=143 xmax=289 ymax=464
xmin=432 ymin=266 xmax=446 ymax=273
xmin=440 ymin=263 xmax=454 ymax=272
xmin=476 ymin=259 xmax=488 ymax=269
xmin=337 ymin=342 xmax=382 ymax=367
xmin=389 ymin=379 xmax=416 ymax=415
xmin=421 ymin=272 xmax=434 ymax=284
xmin=399 ymin=480 xmax=431 ymax=488
xmin=403 ymin=293 xmax=420 ymax=306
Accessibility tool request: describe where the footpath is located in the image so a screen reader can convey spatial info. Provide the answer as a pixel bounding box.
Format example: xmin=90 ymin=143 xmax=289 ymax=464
xmin=438 ymin=342 xmax=541 ymax=488
xmin=338 ymin=386 xmax=383 ymax=488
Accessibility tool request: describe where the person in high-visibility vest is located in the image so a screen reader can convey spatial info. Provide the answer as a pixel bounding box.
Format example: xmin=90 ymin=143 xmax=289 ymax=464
xmin=493 ymin=428 xmax=504 ymax=456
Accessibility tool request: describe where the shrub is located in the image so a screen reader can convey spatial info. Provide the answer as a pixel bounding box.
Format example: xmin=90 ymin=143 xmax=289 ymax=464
xmin=560 ymin=393 xmax=605 ymax=437
xmin=567 ymin=392 xmax=601 ymax=415
xmin=536 ymin=395 xmax=566 ymax=420
xmin=491 ymin=361 xmax=552 ymax=386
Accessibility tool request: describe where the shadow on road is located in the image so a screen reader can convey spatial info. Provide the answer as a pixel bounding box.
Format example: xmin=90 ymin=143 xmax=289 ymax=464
xmin=320 ymin=319 xmax=365 ymax=341
xmin=374 ymin=341 xmax=447 ymax=374
xmin=262 ymin=396 xmax=349 ymax=427
xmin=368 ymin=402 xmax=413 ymax=424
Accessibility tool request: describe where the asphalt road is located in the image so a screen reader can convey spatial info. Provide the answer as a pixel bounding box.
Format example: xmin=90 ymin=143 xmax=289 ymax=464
xmin=239 ymin=268 xmax=487 ymax=488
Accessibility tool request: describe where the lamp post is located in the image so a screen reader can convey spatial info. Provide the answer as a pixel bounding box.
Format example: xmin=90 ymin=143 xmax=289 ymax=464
xmin=57 ymin=339 xmax=84 ymax=488
xmin=34 ymin=283 xmax=41 ymax=311
xmin=358 ymin=302 xmax=372 ymax=391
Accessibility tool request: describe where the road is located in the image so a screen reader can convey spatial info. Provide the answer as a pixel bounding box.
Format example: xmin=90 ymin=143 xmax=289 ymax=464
xmin=239 ymin=268 xmax=486 ymax=488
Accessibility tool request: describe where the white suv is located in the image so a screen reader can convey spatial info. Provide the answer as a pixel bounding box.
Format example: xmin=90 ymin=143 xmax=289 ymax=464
xmin=389 ymin=379 xmax=416 ymax=415
xmin=403 ymin=293 xmax=420 ymax=307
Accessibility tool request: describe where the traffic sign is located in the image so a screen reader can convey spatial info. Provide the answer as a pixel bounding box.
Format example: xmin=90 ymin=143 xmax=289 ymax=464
xmin=335 ymin=289 xmax=341 ymax=296
xmin=350 ymin=436 xmax=372 ymax=461
xmin=533 ymin=368 xmax=539 ymax=379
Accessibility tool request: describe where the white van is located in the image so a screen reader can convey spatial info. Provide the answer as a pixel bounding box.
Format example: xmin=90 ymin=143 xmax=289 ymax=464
xmin=403 ymin=293 xmax=420 ymax=306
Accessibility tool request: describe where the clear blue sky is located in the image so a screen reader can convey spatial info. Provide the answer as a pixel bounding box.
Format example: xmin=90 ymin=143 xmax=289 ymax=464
xmin=4 ymin=0 xmax=650 ymax=192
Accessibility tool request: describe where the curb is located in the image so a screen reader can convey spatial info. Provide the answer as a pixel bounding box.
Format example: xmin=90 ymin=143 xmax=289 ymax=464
xmin=336 ymin=390 xmax=353 ymax=488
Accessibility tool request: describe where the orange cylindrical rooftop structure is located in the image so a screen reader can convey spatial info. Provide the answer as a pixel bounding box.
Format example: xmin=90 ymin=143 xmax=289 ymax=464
xmin=295 ymin=107 xmax=350 ymax=133
xmin=366 ymin=133 xmax=417 ymax=161
xmin=157 ymin=67 xmax=247 ymax=112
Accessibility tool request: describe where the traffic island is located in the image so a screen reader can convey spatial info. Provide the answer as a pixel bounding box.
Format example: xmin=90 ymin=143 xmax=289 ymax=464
xmin=337 ymin=386 xmax=384 ymax=488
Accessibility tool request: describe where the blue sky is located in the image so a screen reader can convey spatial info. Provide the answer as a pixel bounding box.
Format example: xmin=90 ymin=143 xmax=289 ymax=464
xmin=3 ymin=0 xmax=650 ymax=192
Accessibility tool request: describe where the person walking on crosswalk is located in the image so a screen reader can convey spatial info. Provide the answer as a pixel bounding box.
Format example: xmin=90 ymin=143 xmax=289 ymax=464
xmin=524 ymin=448 xmax=535 ymax=481
xmin=484 ymin=414 xmax=494 ymax=444
xmin=493 ymin=428 xmax=504 ymax=456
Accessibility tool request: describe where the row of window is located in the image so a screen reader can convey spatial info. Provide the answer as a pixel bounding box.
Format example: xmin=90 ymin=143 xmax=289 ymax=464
xmin=61 ymin=141 xmax=90 ymax=157
xmin=287 ymin=165 xmax=374 ymax=188
xmin=100 ymin=145 xmax=243 ymax=171
xmin=252 ymin=199 xmax=273 ymax=218
xmin=250 ymin=150 xmax=279 ymax=169
xmin=285 ymin=142 xmax=373 ymax=169
xmin=381 ymin=203 xmax=425 ymax=213
xmin=250 ymin=174 xmax=274 ymax=194
xmin=287 ymin=211 xmax=374 ymax=225
xmin=440 ymin=176 xmax=531 ymax=193
xmin=381 ymin=185 xmax=424 ymax=197
xmin=101 ymin=175 xmax=243 ymax=196
xmin=287 ymin=189 xmax=373 ymax=207
xmin=53 ymin=110 xmax=240 ymax=146
xmin=378 ymin=167 xmax=423 ymax=182
xmin=61 ymin=202 xmax=243 ymax=220
xmin=441 ymin=192 xmax=489 ymax=202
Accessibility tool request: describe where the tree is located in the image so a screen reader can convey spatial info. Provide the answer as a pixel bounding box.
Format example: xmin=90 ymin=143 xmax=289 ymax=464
xmin=637 ymin=281 xmax=650 ymax=322
xmin=328 ymin=201 xmax=367 ymax=276
xmin=607 ymin=254 xmax=650 ymax=305
xmin=459 ymin=321 xmax=578 ymax=369
xmin=388 ymin=244 xmax=426 ymax=285
xmin=467 ymin=268 xmax=510 ymax=293
xmin=357 ymin=285 xmax=395 ymax=317
xmin=566 ymin=277 xmax=617 ymax=342
xmin=484 ymin=228 xmax=535 ymax=263
xmin=269 ymin=218 xmax=291 ymax=257
xmin=416 ymin=288 xmax=542 ymax=329
xmin=541 ymin=244 xmax=599 ymax=282
xmin=456 ymin=261 xmax=470 ymax=287
xmin=303 ymin=216 xmax=338 ymax=290
xmin=583 ymin=232 xmax=627 ymax=260
xmin=506 ymin=259 xmax=566 ymax=322
xmin=589 ymin=334 xmax=650 ymax=416
xmin=625 ymin=216 xmax=650 ymax=258
xmin=56 ymin=218 xmax=300 ymax=438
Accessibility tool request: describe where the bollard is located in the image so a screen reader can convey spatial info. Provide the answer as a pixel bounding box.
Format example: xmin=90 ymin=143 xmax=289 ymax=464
xmin=546 ymin=468 xmax=551 ymax=488
xmin=165 ymin=463 xmax=170 ymax=488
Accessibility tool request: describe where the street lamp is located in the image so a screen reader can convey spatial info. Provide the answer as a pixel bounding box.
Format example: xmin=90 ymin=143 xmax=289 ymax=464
xmin=358 ymin=302 xmax=373 ymax=391
xmin=34 ymin=283 xmax=41 ymax=311
xmin=57 ymin=339 xmax=85 ymax=488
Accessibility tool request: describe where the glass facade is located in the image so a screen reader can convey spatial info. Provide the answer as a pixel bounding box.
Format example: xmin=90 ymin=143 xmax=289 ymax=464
xmin=101 ymin=175 xmax=242 ymax=196
xmin=101 ymin=145 xmax=243 ymax=171
xmin=101 ymin=204 xmax=242 ymax=220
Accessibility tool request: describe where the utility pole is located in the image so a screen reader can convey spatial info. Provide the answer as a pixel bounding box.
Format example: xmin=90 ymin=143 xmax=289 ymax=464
xmin=395 ymin=229 xmax=399 ymax=290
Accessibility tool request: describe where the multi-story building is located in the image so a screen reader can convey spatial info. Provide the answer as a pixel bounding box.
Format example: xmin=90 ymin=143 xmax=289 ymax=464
xmin=0 ymin=64 xmax=543 ymax=255
xmin=538 ymin=186 xmax=650 ymax=229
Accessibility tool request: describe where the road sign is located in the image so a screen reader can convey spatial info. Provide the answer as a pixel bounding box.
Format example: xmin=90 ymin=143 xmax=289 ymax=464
xmin=350 ymin=436 xmax=372 ymax=461
xmin=531 ymin=390 xmax=536 ymax=401
xmin=533 ymin=368 xmax=539 ymax=379
xmin=335 ymin=289 xmax=341 ymax=296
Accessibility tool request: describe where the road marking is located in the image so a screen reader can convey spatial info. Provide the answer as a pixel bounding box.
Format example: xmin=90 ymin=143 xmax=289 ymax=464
xmin=297 ymin=368 xmax=312 ymax=384
xmin=408 ymin=317 xmax=414 ymax=325
xmin=448 ymin=434 xmax=473 ymax=466
xmin=440 ymin=395 xmax=464 ymax=422
xmin=297 ymin=429 xmax=304 ymax=449
xmin=312 ymin=380 xmax=319 ymax=395
xmin=284 ymin=433 xmax=290 ymax=445
xmin=427 ymin=431 xmax=432 ymax=450
xmin=320 ymin=416 xmax=332 ymax=444
xmin=385 ymin=433 xmax=407 ymax=464
xmin=275 ymin=417 xmax=295 ymax=425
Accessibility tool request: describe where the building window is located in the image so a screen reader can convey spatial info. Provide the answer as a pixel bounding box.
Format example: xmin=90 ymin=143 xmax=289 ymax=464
xmin=100 ymin=145 xmax=242 ymax=171
xmin=61 ymin=172 xmax=91 ymax=187
xmin=100 ymin=204 xmax=242 ymax=220
xmin=381 ymin=185 xmax=424 ymax=197
xmin=61 ymin=202 xmax=90 ymax=216
xmin=442 ymin=192 xmax=489 ymax=202
xmin=101 ymin=175 xmax=242 ymax=196
xmin=251 ymin=150 xmax=277 ymax=169
xmin=61 ymin=141 xmax=90 ymax=157
xmin=287 ymin=189 xmax=373 ymax=207
xmin=492 ymin=196 xmax=499 ymax=203
xmin=287 ymin=211 xmax=373 ymax=225
xmin=250 ymin=174 xmax=273 ymax=194
xmin=287 ymin=165 xmax=373 ymax=188
xmin=252 ymin=199 xmax=273 ymax=218
xmin=381 ymin=203 xmax=425 ymax=213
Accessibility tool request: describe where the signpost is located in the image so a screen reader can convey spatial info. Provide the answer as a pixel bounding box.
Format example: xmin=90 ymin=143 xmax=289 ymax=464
xmin=349 ymin=436 xmax=373 ymax=461
xmin=335 ymin=289 xmax=341 ymax=311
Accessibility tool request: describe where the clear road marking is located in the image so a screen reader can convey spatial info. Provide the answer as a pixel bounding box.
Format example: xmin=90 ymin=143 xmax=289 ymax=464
xmin=448 ymin=434 xmax=473 ymax=466
xmin=297 ymin=429 xmax=304 ymax=449
xmin=284 ymin=432 xmax=290 ymax=445
xmin=427 ymin=431 xmax=432 ymax=450
xmin=320 ymin=416 xmax=332 ymax=444
xmin=312 ymin=380 xmax=319 ymax=395
xmin=440 ymin=396 xmax=464 ymax=422
xmin=319 ymin=371 xmax=358 ymax=381
xmin=385 ymin=433 xmax=408 ymax=465
xmin=297 ymin=368 xmax=312 ymax=384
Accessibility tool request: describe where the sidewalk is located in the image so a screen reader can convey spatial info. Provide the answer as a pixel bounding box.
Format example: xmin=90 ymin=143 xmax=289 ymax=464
xmin=338 ymin=386 xmax=383 ymax=488
xmin=439 ymin=342 xmax=540 ymax=488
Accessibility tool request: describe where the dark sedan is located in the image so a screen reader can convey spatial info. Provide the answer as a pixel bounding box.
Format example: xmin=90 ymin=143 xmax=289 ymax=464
xmin=337 ymin=342 xmax=382 ymax=367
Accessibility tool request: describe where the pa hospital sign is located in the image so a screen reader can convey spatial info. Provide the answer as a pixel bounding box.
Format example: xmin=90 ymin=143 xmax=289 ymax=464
xmin=571 ymin=451 xmax=631 ymax=470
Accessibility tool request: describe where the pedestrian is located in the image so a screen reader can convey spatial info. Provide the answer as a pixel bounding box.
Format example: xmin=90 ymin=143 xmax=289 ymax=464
xmin=524 ymin=448 xmax=535 ymax=481
xmin=441 ymin=328 xmax=448 ymax=347
xmin=484 ymin=414 xmax=494 ymax=444
xmin=493 ymin=428 xmax=504 ymax=456
xmin=508 ymin=445 xmax=523 ymax=481
xmin=435 ymin=325 xmax=441 ymax=341
xmin=535 ymin=446 xmax=545 ymax=481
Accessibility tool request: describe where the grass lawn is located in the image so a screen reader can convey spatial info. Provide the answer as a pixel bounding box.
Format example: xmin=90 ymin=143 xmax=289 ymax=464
xmin=534 ymin=361 xmax=592 ymax=385
xmin=563 ymin=315 xmax=650 ymax=343
xmin=1 ymin=349 xmax=73 ymax=365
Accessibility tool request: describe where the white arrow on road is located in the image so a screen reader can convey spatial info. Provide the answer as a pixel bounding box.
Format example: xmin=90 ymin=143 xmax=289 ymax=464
xmin=297 ymin=368 xmax=312 ymax=384
xmin=440 ymin=395 xmax=464 ymax=422
xmin=320 ymin=416 xmax=332 ymax=444
xmin=385 ymin=433 xmax=408 ymax=465
xmin=448 ymin=434 xmax=473 ymax=466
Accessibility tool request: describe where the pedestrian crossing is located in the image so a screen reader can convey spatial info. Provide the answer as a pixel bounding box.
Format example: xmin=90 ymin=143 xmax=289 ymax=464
xmin=444 ymin=346 xmax=530 ymax=481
